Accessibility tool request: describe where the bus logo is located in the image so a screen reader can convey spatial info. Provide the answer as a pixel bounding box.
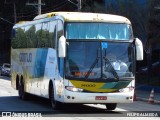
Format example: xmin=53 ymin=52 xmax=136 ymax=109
xmin=19 ymin=53 xmax=32 ymax=63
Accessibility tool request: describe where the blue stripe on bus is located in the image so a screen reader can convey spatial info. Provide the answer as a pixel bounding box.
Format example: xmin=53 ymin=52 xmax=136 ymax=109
xmin=33 ymin=49 xmax=48 ymax=78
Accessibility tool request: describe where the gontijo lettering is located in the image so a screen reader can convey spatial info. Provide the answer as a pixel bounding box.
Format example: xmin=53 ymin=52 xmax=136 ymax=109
xmin=19 ymin=53 xmax=32 ymax=62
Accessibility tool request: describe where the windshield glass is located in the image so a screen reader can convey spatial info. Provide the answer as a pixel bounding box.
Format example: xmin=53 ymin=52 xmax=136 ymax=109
xmin=65 ymin=42 xmax=134 ymax=80
xmin=66 ymin=23 xmax=132 ymax=40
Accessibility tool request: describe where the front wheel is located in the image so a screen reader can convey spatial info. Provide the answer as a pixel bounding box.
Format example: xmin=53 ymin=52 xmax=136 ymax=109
xmin=105 ymin=103 xmax=117 ymax=110
xmin=50 ymin=86 xmax=62 ymax=110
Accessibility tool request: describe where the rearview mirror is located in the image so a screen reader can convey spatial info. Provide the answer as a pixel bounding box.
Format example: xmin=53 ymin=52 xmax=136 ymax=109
xmin=58 ymin=36 xmax=66 ymax=57
xmin=135 ymin=38 xmax=143 ymax=61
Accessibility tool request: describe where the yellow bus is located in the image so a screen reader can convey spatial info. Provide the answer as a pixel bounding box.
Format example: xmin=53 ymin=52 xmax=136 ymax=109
xmin=11 ymin=12 xmax=143 ymax=110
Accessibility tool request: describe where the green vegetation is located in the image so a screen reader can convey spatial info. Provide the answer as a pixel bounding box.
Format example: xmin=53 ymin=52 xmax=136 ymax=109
xmin=12 ymin=23 xmax=55 ymax=49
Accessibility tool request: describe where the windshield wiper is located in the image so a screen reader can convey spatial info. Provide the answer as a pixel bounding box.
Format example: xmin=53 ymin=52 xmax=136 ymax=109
xmin=103 ymin=56 xmax=119 ymax=81
xmin=85 ymin=48 xmax=100 ymax=79
xmin=84 ymin=57 xmax=100 ymax=79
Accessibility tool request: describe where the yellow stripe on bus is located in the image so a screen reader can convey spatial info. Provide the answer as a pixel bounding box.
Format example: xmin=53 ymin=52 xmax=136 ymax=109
xmin=70 ymin=80 xmax=117 ymax=92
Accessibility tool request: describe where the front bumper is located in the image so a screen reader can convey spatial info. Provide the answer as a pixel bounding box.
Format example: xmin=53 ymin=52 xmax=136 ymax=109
xmin=63 ymin=90 xmax=134 ymax=104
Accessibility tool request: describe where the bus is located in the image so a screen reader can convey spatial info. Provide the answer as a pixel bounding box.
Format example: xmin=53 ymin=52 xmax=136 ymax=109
xmin=11 ymin=12 xmax=143 ymax=110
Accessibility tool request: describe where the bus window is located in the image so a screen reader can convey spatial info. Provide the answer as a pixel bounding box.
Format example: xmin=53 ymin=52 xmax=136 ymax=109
xmin=24 ymin=25 xmax=35 ymax=48
xmin=42 ymin=22 xmax=49 ymax=47
xmin=11 ymin=28 xmax=18 ymax=48
xmin=57 ymin=20 xmax=64 ymax=78
xmin=66 ymin=23 xmax=132 ymax=40
xmin=49 ymin=21 xmax=57 ymax=48
xmin=14 ymin=27 xmax=26 ymax=48
xmin=35 ymin=23 xmax=42 ymax=48
xmin=57 ymin=20 xmax=63 ymax=40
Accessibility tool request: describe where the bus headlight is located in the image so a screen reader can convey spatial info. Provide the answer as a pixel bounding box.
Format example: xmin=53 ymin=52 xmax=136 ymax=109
xmin=65 ymin=86 xmax=83 ymax=92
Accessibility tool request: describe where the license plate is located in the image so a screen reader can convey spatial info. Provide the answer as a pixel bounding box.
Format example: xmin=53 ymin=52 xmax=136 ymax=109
xmin=95 ymin=96 xmax=107 ymax=100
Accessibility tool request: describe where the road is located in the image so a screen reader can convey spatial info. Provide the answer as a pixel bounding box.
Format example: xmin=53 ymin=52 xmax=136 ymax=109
xmin=0 ymin=76 xmax=160 ymax=120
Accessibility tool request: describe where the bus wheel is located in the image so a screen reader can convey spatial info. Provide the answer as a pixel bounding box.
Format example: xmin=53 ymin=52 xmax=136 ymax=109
xmin=105 ymin=103 xmax=117 ymax=110
xmin=18 ymin=81 xmax=27 ymax=100
xmin=50 ymin=86 xmax=61 ymax=110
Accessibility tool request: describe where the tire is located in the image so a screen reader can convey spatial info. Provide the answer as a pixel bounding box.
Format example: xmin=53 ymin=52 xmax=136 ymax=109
xmin=105 ymin=103 xmax=117 ymax=110
xmin=16 ymin=79 xmax=19 ymax=90
xmin=50 ymin=85 xmax=62 ymax=110
xmin=18 ymin=80 xmax=28 ymax=100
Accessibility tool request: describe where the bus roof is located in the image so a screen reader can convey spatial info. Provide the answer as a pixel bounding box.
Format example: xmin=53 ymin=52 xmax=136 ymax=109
xmin=33 ymin=12 xmax=131 ymax=24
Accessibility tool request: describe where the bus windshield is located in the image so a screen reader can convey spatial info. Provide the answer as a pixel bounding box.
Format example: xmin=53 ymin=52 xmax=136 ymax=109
xmin=65 ymin=22 xmax=134 ymax=81
xmin=65 ymin=42 xmax=134 ymax=81
xmin=66 ymin=23 xmax=132 ymax=40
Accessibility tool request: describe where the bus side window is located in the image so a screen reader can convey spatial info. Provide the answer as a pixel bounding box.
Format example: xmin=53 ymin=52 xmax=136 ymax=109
xmin=16 ymin=27 xmax=25 ymax=48
xmin=57 ymin=20 xmax=64 ymax=78
xmin=35 ymin=23 xmax=42 ymax=48
xmin=11 ymin=28 xmax=18 ymax=49
xmin=49 ymin=21 xmax=57 ymax=49
xmin=24 ymin=25 xmax=36 ymax=48
xmin=42 ymin=22 xmax=49 ymax=48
